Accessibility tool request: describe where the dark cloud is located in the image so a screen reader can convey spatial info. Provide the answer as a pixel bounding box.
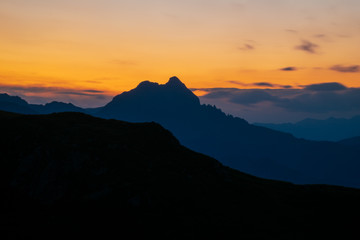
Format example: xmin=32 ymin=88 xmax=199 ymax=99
xmin=225 ymin=81 xmax=293 ymax=89
xmin=0 ymin=84 xmax=111 ymax=102
xmin=83 ymin=89 xmax=105 ymax=93
xmin=202 ymin=89 xmax=238 ymax=99
xmin=314 ymin=34 xmax=326 ymax=38
xmin=253 ymin=82 xmax=274 ymax=87
xmin=304 ymin=82 xmax=347 ymax=91
xmin=276 ymin=89 xmax=360 ymax=113
xmin=0 ymin=84 xmax=106 ymax=96
xmin=57 ymin=91 xmax=104 ymax=97
xmin=201 ymin=88 xmax=277 ymax=105
xmin=239 ymin=44 xmax=254 ymax=51
xmin=200 ymin=82 xmax=360 ymax=114
xmin=0 ymin=84 xmax=113 ymax=108
xmin=295 ymin=40 xmax=319 ymax=54
xmin=285 ymin=29 xmax=297 ymax=33
xmin=226 ymin=81 xmax=247 ymax=86
xmin=280 ymin=67 xmax=297 ymax=71
xmin=330 ymin=65 xmax=360 ymax=73
xmin=229 ymin=90 xmax=276 ymax=105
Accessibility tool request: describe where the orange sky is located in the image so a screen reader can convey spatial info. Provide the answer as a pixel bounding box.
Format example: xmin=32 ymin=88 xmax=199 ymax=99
xmin=1 ymin=0 xmax=360 ymax=106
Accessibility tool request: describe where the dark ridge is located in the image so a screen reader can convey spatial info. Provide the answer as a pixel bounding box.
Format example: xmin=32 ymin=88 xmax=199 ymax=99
xmin=1 ymin=111 xmax=360 ymax=239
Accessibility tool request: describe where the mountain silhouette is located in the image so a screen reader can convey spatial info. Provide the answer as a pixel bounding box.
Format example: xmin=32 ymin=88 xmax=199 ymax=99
xmin=2 ymin=77 xmax=360 ymax=188
xmin=96 ymin=77 xmax=360 ymax=188
xmin=30 ymin=101 xmax=86 ymax=114
xmin=0 ymin=93 xmax=86 ymax=114
xmin=1 ymin=111 xmax=360 ymax=239
xmin=255 ymin=116 xmax=360 ymax=141
xmin=0 ymin=93 xmax=37 ymax=114
xmin=98 ymin=76 xmax=200 ymax=122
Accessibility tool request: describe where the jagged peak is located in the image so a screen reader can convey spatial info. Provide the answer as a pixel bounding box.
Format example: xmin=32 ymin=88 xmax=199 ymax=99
xmin=165 ymin=76 xmax=186 ymax=88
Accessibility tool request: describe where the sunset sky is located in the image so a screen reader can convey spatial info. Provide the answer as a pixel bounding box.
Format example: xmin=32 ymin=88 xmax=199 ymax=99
xmin=1 ymin=0 xmax=360 ymax=122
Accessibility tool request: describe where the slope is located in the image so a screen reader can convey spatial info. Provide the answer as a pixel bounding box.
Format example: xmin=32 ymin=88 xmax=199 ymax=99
xmin=1 ymin=111 xmax=360 ymax=239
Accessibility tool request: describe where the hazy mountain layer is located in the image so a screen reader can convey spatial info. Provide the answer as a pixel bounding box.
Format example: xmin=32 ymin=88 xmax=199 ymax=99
xmin=255 ymin=116 xmax=360 ymax=141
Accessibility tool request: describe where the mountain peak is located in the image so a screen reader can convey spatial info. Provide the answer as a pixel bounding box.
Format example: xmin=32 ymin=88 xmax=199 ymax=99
xmin=165 ymin=76 xmax=186 ymax=88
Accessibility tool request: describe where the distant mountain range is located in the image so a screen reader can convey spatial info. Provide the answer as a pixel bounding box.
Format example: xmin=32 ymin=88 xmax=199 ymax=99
xmin=255 ymin=116 xmax=360 ymax=141
xmin=2 ymin=111 xmax=360 ymax=239
xmin=0 ymin=93 xmax=86 ymax=114
xmin=1 ymin=77 xmax=360 ymax=188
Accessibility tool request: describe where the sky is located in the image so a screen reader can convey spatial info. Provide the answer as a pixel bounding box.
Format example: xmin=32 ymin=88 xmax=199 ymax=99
xmin=1 ymin=0 xmax=360 ymax=122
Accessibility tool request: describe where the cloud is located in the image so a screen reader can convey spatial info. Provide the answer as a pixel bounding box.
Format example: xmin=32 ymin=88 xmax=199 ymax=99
xmin=0 ymin=84 xmax=113 ymax=107
xmin=229 ymin=90 xmax=276 ymax=105
xmin=330 ymin=65 xmax=360 ymax=73
xmin=239 ymin=44 xmax=254 ymax=51
xmin=0 ymin=84 xmax=106 ymax=96
xmin=280 ymin=67 xmax=297 ymax=71
xmin=225 ymin=81 xmax=293 ymax=89
xmin=285 ymin=29 xmax=297 ymax=33
xmin=253 ymin=82 xmax=274 ymax=87
xmin=201 ymin=89 xmax=238 ymax=99
xmin=295 ymin=40 xmax=319 ymax=54
xmin=226 ymin=81 xmax=248 ymax=87
xmin=314 ymin=34 xmax=326 ymax=38
xmin=199 ymin=82 xmax=360 ymax=114
xmin=276 ymin=88 xmax=360 ymax=113
xmin=83 ymin=89 xmax=105 ymax=93
xmin=304 ymin=82 xmax=347 ymax=91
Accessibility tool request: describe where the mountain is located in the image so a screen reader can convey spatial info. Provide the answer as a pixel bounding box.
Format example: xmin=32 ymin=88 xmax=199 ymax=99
xmin=30 ymin=101 xmax=86 ymax=114
xmin=255 ymin=116 xmax=360 ymax=141
xmin=0 ymin=93 xmax=37 ymax=114
xmin=0 ymin=93 xmax=86 ymax=114
xmin=96 ymin=77 xmax=360 ymax=188
xmin=98 ymin=76 xmax=201 ymax=122
xmin=1 ymin=111 xmax=360 ymax=239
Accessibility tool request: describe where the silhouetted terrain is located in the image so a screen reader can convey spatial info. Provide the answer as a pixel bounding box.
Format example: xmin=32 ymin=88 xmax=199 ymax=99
xmin=256 ymin=116 xmax=360 ymax=141
xmin=0 ymin=93 xmax=86 ymax=114
xmin=30 ymin=101 xmax=86 ymax=114
xmin=96 ymin=77 xmax=360 ymax=188
xmin=2 ymin=77 xmax=360 ymax=188
xmin=1 ymin=111 xmax=360 ymax=239
xmin=0 ymin=93 xmax=37 ymax=114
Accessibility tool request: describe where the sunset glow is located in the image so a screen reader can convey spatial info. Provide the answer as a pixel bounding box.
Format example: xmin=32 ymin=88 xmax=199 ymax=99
xmin=1 ymin=0 xmax=360 ymax=109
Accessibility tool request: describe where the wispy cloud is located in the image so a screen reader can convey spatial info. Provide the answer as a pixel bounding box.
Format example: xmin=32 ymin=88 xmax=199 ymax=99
xmin=304 ymin=82 xmax=347 ymax=91
xmin=226 ymin=81 xmax=293 ymax=89
xmin=295 ymin=40 xmax=319 ymax=54
xmin=330 ymin=65 xmax=360 ymax=73
xmin=198 ymin=82 xmax=360 ymax=114
xmin=239 ymin=43 xmax=255 ymax=51
xmin=314 ymin=34 xmax=326 ymax=39
xmin=280 ymin=67 xmax=297 ymax=71
xmin=0 ymin=84 xmax=113 ymax=107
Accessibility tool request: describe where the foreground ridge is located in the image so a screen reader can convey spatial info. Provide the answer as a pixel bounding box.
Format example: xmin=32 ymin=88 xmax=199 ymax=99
xmin=1 ymin=111 xmax=360 ymax=239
